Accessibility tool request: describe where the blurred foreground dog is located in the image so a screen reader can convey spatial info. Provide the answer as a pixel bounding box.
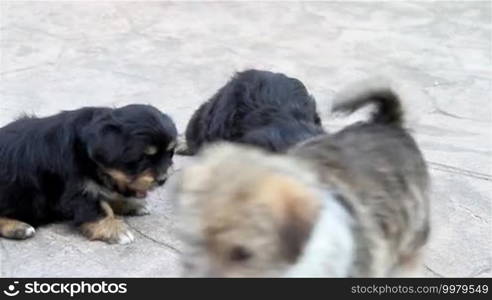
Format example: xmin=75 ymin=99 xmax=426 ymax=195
xmin=177 ymin=69 xmax=324 ymax=155
xmin=174 ymin=84 xmax=430 ymax=277
xmin=0 ymin=105 xmax=177 ymax=244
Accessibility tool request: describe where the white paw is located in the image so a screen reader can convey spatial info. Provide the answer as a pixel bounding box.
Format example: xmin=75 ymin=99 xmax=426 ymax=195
xmin=133 ymin=204 xmax=151 ymax=216
xmin=8 ymin=223 xmax=36 ymax=240
xmin=115 ymin=229 xmax=135 ymax=245
xmin=24 ymin=226 xmax=36 ymax=238
xmin=124 ymin=199 xmax=151 ymax=216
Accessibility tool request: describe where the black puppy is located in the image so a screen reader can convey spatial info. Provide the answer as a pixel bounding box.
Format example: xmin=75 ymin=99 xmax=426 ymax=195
xmin=0 ymin=105 xmax=177 ymax=244
xmin=178 ymin=70 xmax=324 ymax=155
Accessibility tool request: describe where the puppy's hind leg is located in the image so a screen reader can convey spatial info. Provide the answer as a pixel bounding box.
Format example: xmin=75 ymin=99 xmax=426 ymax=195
xmin=0 ymin=217 xmax=36 ymax=240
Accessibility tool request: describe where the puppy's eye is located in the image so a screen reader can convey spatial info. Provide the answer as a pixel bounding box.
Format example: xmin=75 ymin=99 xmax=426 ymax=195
xmin=229 ymin=246 xmax=252 ymax=263
xmin=144 ymin=145 xmax=158 ymax=156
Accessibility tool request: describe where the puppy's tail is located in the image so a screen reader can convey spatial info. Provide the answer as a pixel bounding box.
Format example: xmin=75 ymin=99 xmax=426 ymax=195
xmin=332 ymin=79 xmax=403 ymax=126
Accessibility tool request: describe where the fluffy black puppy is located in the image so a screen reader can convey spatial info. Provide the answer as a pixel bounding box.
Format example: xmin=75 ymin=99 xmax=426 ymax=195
xmin=0 ymin=105 xmax=177 ymax=244
xmin=178 ymin=69 xmax=324 ymax=155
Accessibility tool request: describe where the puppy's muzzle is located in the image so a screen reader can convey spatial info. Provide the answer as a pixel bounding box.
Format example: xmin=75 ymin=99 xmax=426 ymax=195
xmin=156 ymin=164 xmax=175 ymax=186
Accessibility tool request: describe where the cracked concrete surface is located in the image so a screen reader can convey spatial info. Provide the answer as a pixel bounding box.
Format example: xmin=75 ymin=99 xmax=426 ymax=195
xmin=0 ymin=1 xmax=491 ymax=277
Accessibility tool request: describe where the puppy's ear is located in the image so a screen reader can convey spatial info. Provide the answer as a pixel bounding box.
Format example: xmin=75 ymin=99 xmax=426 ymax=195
xmin=259 ymin=175 xmax=320 ymax=263
xmin=159 ymin=112 xmax=178 ymax=139
xmin=81 ymin=113 xmax=125 ymax=164
xmin=279 ymin=196 xmax=317 ymax=263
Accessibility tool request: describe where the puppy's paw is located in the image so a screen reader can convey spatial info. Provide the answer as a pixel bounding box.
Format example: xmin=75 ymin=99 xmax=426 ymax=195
xmin=12 ymin=225 xmax=36 ymax=239
xmin=175 ymin=135 xmax=194 ymax=155
xmin=110 ymin=198 xmax=151 ymax=216
xmin=81 ymin=217 xmax=135 ymax=244
xmin=112 ymin=227 xmax=135 ymax=245
xmin=132 ymin=204 xmax=151 ymax=216
xmin=0 ymin=218 xmax=36 ymax=240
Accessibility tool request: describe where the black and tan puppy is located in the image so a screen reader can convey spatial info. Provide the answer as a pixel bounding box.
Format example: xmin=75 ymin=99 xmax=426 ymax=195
xmin=177 ymin=69 xmax=324 ymax=155
xmin=174 ymin=85 xmax=430 ymax=277
xmin=0 ymin=105 xmax=177 ymax=244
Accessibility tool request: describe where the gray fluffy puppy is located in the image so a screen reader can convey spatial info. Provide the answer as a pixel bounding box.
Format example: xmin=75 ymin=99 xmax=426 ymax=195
xmin=174 ymin=83 xmax=430 ymax=277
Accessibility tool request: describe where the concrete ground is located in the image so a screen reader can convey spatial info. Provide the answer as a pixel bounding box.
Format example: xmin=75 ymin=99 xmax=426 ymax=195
xmin=0 ymin=1 xmax=490 ymax=277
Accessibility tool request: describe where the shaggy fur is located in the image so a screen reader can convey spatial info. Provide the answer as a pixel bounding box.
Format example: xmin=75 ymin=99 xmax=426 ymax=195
xmin=174 ymin=86 xmax=429 ymax=277
xmin=0 ymin=105 xmax=177 ymax=243
xmin=178 ymin=69 xmax=324 ymax=155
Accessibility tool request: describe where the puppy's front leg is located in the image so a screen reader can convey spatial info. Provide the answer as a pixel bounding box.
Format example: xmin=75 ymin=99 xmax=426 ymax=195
xmin=0 ymin=217 xmax=36 ymax=240
xmin=79 ymin=201 xmax=134 ymax=244
xmin=60 ymin=182 xmax=134 ymax=244
xmin=108 ymin=197 xmax=150 ymax=216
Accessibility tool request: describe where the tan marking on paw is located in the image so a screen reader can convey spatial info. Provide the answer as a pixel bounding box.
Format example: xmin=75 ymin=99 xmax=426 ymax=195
xmin=0 ymin=217 xmax=36 ymax=240
xmin=80 ymin=201 xmax=135 ymax=244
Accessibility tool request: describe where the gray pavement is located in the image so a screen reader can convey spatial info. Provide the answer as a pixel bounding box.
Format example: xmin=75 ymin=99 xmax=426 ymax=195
xmin=0 ymin=1 xmax=490 ymax=277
